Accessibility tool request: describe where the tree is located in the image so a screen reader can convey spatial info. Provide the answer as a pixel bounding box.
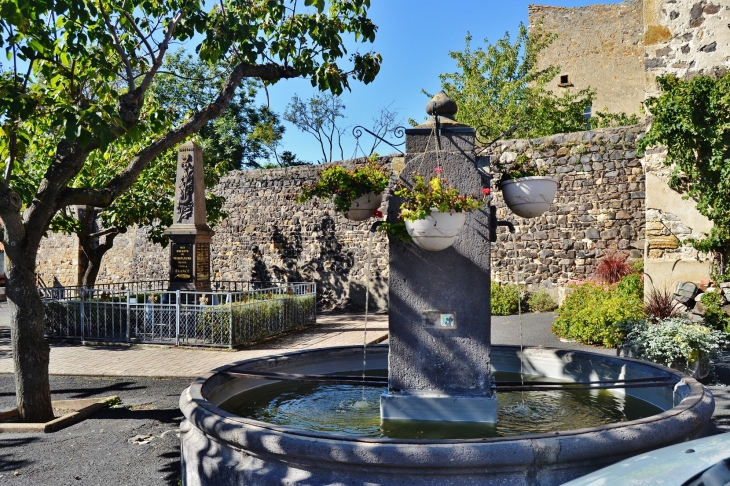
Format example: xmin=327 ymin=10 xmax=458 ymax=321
xmin=638 ymin=74 xmax=730 ymax=281
xmin=433 ymin=24 xmax=595 ymax=141
xmin=285 ymin=92 xmax=347 ymax=163
xmin=0 ymin=0 xmax=380 ymax=422
xmin=50 ymin=50 xmax=286 ymax=288
xmin=353 ymin=102 xmax=403 ymax=157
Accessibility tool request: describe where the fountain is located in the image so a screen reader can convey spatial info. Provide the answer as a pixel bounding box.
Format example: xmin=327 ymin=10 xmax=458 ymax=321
xmin=179 ymin=95 xmax=714 ymax=485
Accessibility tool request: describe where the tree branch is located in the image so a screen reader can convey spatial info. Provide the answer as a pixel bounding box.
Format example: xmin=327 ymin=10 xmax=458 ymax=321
xmin=0 ymin=180 xmax=25 ymax=244
xmin=59 ymin=62 xmax=300 ymax=208
xmin=98 ymin=1 xmax=135 ymax=92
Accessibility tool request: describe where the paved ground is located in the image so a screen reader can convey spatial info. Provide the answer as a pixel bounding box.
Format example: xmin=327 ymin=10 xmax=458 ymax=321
xmin=0 ymin=307 xmax=389 ymax=377
xmin=0 ymin=303 xmax=728 ymax=485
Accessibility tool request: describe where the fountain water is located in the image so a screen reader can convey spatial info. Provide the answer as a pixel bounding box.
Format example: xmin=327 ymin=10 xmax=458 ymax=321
xmin=179 ymin=94 xmax=714 ymax=486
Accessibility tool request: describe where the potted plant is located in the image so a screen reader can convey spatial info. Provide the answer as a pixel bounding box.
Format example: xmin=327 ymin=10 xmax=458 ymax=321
xmin=297 ymin=160 xmax=389 ymax=221
xmin=384 ymin=169 xmax=486 ymax=251
xmin=494 ymin=153 xmax=558 ymax=218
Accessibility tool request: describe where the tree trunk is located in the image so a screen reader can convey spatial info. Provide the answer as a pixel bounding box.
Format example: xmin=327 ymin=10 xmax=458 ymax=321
xmin=7 ymin=247 xmax=54 ymax=423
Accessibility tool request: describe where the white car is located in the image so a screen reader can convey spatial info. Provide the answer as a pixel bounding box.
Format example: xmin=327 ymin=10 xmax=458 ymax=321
xmin=563 ymin=432 xmax=730 ymax=486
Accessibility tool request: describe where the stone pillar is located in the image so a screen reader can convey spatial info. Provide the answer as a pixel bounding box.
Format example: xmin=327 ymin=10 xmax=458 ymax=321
xmin=380 ymin=92 xmax=496 ymax=423
xmin=165 ymin=142 xmax=214 ymax=292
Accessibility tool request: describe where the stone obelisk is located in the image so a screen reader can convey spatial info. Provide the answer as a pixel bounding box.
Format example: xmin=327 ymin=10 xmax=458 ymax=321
xmin=380 ymin=92 xmax=496 ymax=423
xmin=165 ymin=141 xmax=214 ymax=292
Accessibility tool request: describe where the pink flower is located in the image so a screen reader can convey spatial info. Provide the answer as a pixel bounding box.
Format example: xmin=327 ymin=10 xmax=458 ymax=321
xmin=434 ymin=167 xmax=443 ymax=173
xmin=372 ymin=209 xmax=383 ymax=218
xmin=482 ymin=188 xmax=491 ymax=195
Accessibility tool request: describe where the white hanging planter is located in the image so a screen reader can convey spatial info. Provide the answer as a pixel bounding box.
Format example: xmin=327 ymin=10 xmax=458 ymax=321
xmin=498 ymin=176 xmax=558 ymax=218
xmin=405 ymin=210 xmax=466 ymax=251
xmin=344 ymin=192 xmax=383 ymax=221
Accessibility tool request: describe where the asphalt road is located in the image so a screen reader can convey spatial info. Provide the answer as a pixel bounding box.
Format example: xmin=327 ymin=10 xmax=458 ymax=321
xmin=0 ymin=375 xmax=191 ymax=486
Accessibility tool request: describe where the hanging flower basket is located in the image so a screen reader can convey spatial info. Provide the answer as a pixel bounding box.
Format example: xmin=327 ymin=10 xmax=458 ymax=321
xmin=345 ymin=192 xmax=383 ymax=221
xmin=498 ymin=176 xmax=558 ymax=218
xmin=379 ymin=171 xmax=485 ymax=251
xmin=297 ymin=160 xmax=389 ymax=220
xmin=405 ymin=210 xmax=466 ymax=252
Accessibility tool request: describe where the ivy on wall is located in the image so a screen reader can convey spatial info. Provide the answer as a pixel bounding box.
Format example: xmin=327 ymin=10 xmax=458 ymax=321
xmin=639 ymin=74 xmax=730 ymax=281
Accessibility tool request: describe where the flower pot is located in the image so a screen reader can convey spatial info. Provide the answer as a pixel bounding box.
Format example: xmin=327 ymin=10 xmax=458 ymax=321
xmin=498 ymin=176 xmax=558 ymax=218
xmin=405 ymin=210 xmax=466 ymax=251
xmin=345 ymin=192 xmax=383 ymax=221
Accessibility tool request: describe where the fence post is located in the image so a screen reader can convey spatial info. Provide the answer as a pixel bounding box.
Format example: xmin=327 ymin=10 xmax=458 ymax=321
xmin=79 ymin=288 xmax=86 ymax=340
xmin=175 ymin=290 xmax=181 ymax=346
xmin=126 ymin=290 xmax=131 ymax=342
xmin=228 ymin=292 xmax=233 ymax=349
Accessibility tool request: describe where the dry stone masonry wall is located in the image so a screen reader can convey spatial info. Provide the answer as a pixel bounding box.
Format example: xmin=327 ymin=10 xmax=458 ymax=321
xmin=482 ymin=125 xmax=646 ymax=291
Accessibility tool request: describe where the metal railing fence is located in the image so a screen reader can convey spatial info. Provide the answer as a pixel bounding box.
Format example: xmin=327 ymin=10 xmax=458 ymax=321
xmin=41 ymin=282 xmax=316 ymax=348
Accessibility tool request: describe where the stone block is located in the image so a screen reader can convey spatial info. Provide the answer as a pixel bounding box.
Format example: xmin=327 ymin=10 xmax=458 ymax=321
xmin=674 ymin=282 xmax=699 ymax=305
xmin=648 ymin=235 xmax=679 ymax=249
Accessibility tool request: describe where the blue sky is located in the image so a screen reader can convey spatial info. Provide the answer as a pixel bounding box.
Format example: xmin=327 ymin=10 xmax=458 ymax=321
xmin=258 ymin=0 xmax=626 ymax=164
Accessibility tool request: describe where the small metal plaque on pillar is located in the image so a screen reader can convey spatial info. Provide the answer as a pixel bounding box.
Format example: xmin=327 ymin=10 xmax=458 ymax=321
xmin=165 ymin=142 xmax=214 ymax=292
xmin=422 ymin=310 xmax=457 ymax=329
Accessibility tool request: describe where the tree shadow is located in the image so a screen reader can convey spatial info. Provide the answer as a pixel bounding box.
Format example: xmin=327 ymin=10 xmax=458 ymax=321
xmin=0 ymin=437 xmax=38 ymax=471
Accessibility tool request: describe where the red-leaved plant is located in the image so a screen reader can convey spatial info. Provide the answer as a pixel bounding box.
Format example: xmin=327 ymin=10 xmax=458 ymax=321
xmin=594 ymin=251 xmax=634 ymax=284
xmin=644 ymin=285 xmax=681 ymax=322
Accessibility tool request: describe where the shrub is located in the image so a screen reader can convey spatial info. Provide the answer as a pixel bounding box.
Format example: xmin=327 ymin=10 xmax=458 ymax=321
xmin=491 ymin=281 xmax=521 ymax=316
xmin=700 ymin=289 xmax=730 ymax=334
xmin=644 ymin=285 xmax=681 ymax=322
xmin=594 ymin=251 xmax=633 ymax=284
xmin=553 ymin=275 xmax=645 ymax=347
xmin=622 ymin=317 xmax=726 ymax=376
xmin=527 ymin=290 xmax=557 ymax=313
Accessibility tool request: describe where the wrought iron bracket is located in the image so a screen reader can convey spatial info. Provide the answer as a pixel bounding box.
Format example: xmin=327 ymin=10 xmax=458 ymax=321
xmin=352 ymin=125 xmax=406 ymax=155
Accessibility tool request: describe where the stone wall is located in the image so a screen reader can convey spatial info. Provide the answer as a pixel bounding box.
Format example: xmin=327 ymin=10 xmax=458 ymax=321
xmin=481 ymin=125 xmax=647 ymax=297
xmin=642 ymin=0 xmax=728 ymax=289
xmin=529 ymin=0 xmax=645 ymax=117
xmin=37 ymin=125 xmax=649 ymax=309
xmin=74 ymin=157 xmax=397 ymax=311
xmin=643 ymin=0 xmax=730 ymax=97
xmin=36 ymin=232 xmax=81 ymax=287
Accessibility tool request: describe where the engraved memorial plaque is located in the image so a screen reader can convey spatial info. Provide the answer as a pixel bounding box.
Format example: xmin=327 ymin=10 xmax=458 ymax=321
xmin=171 ymin=243 xmax=194 ymax=282
xmin=196 ymin=243 xmax=210 ymax=281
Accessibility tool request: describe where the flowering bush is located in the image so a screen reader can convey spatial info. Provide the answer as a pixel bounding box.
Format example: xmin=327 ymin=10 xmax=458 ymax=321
xmin=491 ymin=281 xmax=523 ymax=316
xmin=622 ymin=317 xmax=726 ymax=376
xmin=297 ymin=160 xmax=389 ymax=212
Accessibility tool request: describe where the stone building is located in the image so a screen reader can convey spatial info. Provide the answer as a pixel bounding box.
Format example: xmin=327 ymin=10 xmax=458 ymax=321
xmin=529 ymin=0 xmax=646 ymax=117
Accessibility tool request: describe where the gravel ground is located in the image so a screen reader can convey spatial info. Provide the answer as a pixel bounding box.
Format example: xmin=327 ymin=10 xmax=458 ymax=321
xmin=0 ymin=375 xmax=191 ymax=486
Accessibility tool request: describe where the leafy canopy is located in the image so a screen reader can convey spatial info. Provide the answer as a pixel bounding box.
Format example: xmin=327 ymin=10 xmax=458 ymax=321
xmin=432 ymin=24 xmax=595 ymax=142
xmin=638 ymin=74 xmax=730 ymax=280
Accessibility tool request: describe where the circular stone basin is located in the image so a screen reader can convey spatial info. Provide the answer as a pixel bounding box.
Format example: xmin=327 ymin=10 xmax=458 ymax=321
xmin=180 ymin=345 xmax=714 ymax=486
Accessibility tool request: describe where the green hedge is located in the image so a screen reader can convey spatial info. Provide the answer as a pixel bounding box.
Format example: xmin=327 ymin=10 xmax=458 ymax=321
xmin=552 ymin=274 xmax=645 ymax=347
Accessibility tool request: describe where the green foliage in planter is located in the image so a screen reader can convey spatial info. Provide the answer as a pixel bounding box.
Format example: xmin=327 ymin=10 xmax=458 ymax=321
xmin=552 ymin=276 xmax=645 ymax=347
xmin=491 ymin=281 xmax=522 ymax=316
xmin=622 ymin=317 xmax=726 ymax=375
xmin=396 ymin=173 xmax=486 ymax=222
xmin=527 ymin=290 xmax=557 ymax=313
xmin=298 ymin=160 xmax=389 ymax=212
xmin=700 ymin=290 xmax=730 ymax=334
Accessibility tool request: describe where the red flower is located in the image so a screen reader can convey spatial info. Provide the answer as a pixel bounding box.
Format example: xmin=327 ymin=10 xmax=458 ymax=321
xmin=434 ymin=167 xmax=443 ymax=173
xmin=482 ymin=188 xmax=491 ymax=195
xmin=372 ymin=209 xmax=383 ymax=218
